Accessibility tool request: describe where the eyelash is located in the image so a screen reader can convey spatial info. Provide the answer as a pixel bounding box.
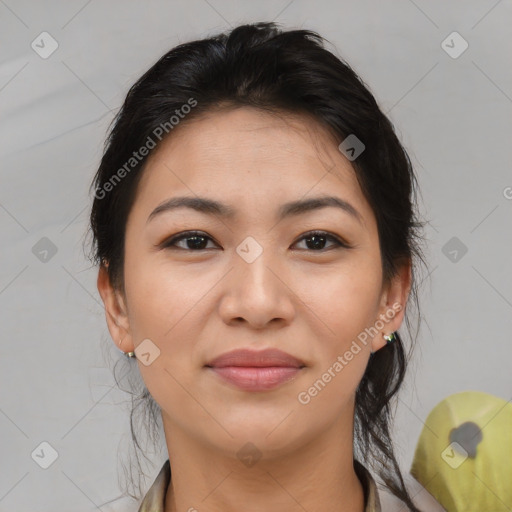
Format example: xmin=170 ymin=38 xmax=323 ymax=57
xmin=160 ymin=230 xmax=351 ymax=252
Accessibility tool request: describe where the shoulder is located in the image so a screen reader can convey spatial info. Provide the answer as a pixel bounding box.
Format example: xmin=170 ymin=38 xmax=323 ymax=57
xmin=355 ymin=459 xmax=445 ymax=512
xmin=377 ymin=472 xmax=447 ymax=512
xmin=137 ymin=459 xmax=170 ymax=512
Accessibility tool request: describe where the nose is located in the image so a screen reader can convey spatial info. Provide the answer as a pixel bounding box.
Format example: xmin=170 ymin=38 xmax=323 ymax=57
xmin=218 ymin=244 xmax=295 ymax=330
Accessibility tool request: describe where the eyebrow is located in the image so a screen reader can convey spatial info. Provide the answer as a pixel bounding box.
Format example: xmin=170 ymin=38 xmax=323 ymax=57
xmin=146 ymin=195 xmax=363 ymax=224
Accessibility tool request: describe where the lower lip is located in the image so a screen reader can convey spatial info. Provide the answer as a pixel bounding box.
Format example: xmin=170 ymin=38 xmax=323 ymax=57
xmin=208 ymin=366 xmax=303 ymax=391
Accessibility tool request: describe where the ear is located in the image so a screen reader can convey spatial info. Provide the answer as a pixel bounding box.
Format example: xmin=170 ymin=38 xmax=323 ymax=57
xmin=97 ymin=264 xmax=134 ymax=354
xmin=371 ymin=259 xmax=412 ymax=354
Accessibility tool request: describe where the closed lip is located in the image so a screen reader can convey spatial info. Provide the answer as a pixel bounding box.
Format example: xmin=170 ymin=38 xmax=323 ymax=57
xmin=205 ymin=348 xmax=306 ymax=368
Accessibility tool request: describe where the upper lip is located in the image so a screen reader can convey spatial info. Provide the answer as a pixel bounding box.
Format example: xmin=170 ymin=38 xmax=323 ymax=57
xmin=205 ymin=348 xmax=306 ymax=368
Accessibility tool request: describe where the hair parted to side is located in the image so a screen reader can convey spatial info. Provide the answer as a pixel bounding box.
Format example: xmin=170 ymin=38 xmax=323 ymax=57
xmin=86 ymin=21 xmax=426 ymax=510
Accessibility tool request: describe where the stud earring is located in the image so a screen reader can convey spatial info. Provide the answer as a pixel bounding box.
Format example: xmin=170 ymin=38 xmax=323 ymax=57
xmin=370 ymin=332 xmax=397 ymax=356
xmin=383 ymin=332 xmax=396 ymax=345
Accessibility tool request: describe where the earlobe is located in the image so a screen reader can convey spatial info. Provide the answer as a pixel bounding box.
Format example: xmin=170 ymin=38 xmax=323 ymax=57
xmin=96 ymin=265 xmax=134 ymax=353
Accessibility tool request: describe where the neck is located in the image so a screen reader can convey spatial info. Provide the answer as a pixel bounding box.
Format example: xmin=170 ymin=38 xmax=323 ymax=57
xmin=162 ymin=412 xmax=365 ymax=512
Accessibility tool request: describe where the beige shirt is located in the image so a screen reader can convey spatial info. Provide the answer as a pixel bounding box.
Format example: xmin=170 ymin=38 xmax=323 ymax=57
xmin=137 ymin=458 xmax=446 ymax=511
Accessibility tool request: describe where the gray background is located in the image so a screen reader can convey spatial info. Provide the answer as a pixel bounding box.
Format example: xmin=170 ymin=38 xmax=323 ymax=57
xmin=1 ymin=1 xmax=511 ymax=510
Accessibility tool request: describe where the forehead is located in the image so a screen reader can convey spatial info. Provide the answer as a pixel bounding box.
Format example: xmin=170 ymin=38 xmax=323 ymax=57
xmin=145 ymin=107 xmax=344 ymax=177
xmin=131 ymin=107 xmax=374 ymax=224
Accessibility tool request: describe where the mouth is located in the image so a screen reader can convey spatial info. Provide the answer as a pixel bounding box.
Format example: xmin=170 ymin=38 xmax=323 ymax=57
xmin=205 ymin=348 xmax=306 ymax=392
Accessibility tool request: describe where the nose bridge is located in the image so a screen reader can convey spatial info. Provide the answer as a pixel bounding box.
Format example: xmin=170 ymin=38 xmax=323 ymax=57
xmin=219 ymin=234 xmax=294 ymax=327
xmin=234 ymin=234 xmax=279 ymax=297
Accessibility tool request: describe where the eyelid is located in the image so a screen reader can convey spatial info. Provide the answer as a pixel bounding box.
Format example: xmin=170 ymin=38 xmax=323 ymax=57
xmin=293 ymin=230 xmax=352 ymax=250
xmin=158 ymin=230 xmax=220 ymax=250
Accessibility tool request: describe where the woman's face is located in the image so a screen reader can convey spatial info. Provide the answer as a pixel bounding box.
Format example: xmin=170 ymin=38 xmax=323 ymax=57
xmin=99 ymin=106 xmax=408 ymax=459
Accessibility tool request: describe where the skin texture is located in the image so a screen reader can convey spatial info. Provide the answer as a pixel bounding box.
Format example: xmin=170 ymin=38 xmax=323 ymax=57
xmin=97 ymin=106 xmax=411 ymax=512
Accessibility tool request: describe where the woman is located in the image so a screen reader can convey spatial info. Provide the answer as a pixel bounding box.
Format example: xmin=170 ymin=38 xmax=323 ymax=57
xmin=88 ymin=21 xmax=442 ymax=511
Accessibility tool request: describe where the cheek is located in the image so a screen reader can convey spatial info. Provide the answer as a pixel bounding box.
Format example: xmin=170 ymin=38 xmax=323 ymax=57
xmin=305 ymin=259 xmax=382 ymax=346
xmin=122 ymin=255 xmax=209 ymax=421
xmin=293 ymin=267 xmax=381 ymax=411
xmin=124 ymin=248 xmax=204 ymax=339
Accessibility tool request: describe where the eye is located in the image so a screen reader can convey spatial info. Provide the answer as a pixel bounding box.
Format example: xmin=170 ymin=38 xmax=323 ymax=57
xmin=292 ymin=230 xmax=350 ymax=251
xmin=160 ymin=230 xmax=350 ymax=252
xmin=161 ymin=231 xmax=219 ymax=251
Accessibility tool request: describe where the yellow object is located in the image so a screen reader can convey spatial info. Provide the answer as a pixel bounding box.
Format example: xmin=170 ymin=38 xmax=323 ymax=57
xmin=410 ymin=390 xmax=512 ymax=512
